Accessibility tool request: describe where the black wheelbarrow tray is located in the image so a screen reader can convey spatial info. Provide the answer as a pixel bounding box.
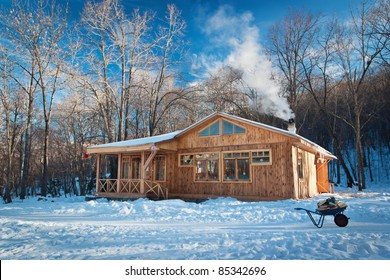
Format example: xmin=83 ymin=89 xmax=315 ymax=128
xmin=294 ymin=206 xmax=349 ymax=228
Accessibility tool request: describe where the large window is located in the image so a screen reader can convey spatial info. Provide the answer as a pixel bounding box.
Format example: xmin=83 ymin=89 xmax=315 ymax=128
xmin=154 ymin=156 xmax=166 ymax=181
xmin=122 ymin=158 xmax=130 ymax=179
xmin=181 ymin=149 xmax=272 ymax=183
xmin=132 ymin=158 xmax=141 ymax=179
xmin=121 ymin=157 xmax=140 ymax=179
xmin=195 ymin=153 xmax=219 ymax=181
xmin=223 ymin=152 xmax=250 ymax=181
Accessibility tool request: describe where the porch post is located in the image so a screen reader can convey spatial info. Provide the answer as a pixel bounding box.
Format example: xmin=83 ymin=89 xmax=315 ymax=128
xmin=96 ymin=154 xmax=101 ymax=193
xmin=140 ymin=151 xmax=145 ymax=194
xmin=117 ymin=153 xmax=122 ymax=193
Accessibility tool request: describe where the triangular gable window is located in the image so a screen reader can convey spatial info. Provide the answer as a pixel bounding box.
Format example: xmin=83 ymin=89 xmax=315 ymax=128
xmin=222 ymin=120 xmax=246 ymax=135
xmin=199 ymin=121 xmax=220 ymax=136
xmin=198 ymin=119 xmax=246 ymax=137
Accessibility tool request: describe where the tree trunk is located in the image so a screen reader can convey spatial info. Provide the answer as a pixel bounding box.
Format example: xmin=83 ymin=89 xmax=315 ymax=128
xmin=5 ymin=130 xmax=13 ymax=203
xmin=355 ymin=113 xmax=366 ymax=191
xmin=41 ymin=120 xmax=50 ymax=197
xmin=333 ymin=143 xmax=355 ymax=188
xmin=20 ymin=96 xmax=34 ymax=200
xmin=367 ymin=145 xmax=374 ymax=182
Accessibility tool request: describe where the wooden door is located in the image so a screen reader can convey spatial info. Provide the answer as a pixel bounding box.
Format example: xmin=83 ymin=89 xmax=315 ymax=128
xmin=316 ymin=161 xmax=329 ymax=193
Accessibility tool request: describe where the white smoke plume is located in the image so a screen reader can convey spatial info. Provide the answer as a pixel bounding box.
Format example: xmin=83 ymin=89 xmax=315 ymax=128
xmin=196 ymin=5 xmax=294 ymax=120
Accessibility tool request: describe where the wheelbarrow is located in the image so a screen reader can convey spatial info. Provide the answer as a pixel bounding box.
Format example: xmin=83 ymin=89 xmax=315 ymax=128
xmin=294 ymin=206 xmax=349 ymax=228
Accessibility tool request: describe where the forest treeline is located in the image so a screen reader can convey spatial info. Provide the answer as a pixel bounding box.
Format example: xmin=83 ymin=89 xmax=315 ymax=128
xmin=0 ymin=0 xmax=389 ymax=202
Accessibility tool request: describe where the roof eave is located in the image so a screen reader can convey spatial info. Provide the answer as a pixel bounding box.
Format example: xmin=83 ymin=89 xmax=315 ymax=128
xmin=293 ymin=140 xmax=337 ymax=160
xmin=87 ymin=144 xmax=154 ymax=154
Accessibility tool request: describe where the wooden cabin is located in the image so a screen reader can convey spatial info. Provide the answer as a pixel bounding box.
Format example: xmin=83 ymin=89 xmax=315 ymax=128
xmin=86 ymin=112 xmax=336 ymax=201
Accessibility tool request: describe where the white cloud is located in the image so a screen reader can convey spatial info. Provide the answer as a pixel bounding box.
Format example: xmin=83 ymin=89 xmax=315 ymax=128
xmin=195 ymin=5 xmax=293 ymax=120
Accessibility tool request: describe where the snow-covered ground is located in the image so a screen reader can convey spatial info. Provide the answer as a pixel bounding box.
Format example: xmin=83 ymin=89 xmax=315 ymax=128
xmin=1 ymin=184 xmax=389 ymax=260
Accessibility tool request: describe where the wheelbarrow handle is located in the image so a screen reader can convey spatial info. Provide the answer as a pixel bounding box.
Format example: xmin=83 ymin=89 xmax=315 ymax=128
xmin=294 ymin=207 xmax=318 ymax=214
xmin=294 ymin=207 xmax=325 ymax=228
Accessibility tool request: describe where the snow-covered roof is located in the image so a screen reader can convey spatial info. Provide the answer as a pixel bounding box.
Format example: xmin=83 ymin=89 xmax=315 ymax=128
xmin=87 ymin=112 xmax=336 ymax=159
xmin=87 ymin=130 xmax=182 ymax=151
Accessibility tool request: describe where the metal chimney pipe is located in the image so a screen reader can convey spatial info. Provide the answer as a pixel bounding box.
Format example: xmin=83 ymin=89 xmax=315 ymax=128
xmin=288 ymin=118 xmax=296 ymax=133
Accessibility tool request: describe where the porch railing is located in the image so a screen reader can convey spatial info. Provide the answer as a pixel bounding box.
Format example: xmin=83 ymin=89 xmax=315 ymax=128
xmin=98 ymin=179 xmax=117 ymax=193
xmin=97 ymin=179 xmax=168 ymax=199
xmin=144 ymin=180 xmax=168 ymax=199
xmin=119 ymin=179 xmax=141 ymax=193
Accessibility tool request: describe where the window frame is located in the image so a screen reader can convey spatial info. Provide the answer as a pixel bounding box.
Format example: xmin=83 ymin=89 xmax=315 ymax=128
xmin=297 ymin=152 xmax=303 ymax=179
xmin=194 ymin=153 xmax=220 ymax=182
xmin=131 ymin=157 xmax=141 ymax=179
xmin=183 ymin=148 xmax=273 ymax=184
xmin=121 ymin=157 xmax=131 ymax=179
xmin=154 ymin=155 xmax=166 ymax=182
xmin=121 ymin=156 xmax=141 ymax=179
xmin=222 ymin=151 xmax=251 ymax=181
xmin=251 ymin=149 xmax=272 ymax=165
xmin=178 ymin=154 xmax=194 ymax=167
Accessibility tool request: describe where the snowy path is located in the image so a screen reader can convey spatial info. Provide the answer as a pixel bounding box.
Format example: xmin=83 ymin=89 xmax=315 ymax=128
xmin=1 ymin=188 xmax=390 ymax=260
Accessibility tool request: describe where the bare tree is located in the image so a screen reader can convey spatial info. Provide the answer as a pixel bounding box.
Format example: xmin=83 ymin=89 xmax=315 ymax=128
xmin=267 ymin=4 xmax=390 ymax=189
xmin=144 ymin=4 xmax=189 ymax=136
xmin=0 ymin=47 xmax=25 ymax=202
xmin=52 ymin=86 xmax=99 ymax=196
xmin=203 ymin=66 xmax=246 ymax=114
xmin=1 ymin=1 xmax=40 ymax=198
xmin=80 ymin=0 xmax=153 ymax=141
xmin=1 ymin=0 xmax=70 ymax=197
xmin=368 ymin=0 xmax=390 ymax=66
xmin=111 ymin=8 xmax=155 ymax=141
xmin=296 ymin=17 xmax=357 ymax=187
xmin=80 ymin=1 xmax=190 ymax=139
xmin=81 ymin=0 xmax=119 ymax=143
xmin=267 ymin=9 xmax=320 ymax=116
xmin=333 ymin=1 xmax=389 ymax=190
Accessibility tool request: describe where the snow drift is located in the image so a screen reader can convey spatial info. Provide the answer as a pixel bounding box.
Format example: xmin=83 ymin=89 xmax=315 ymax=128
xmin=0 ymin=184 xmax=389 ymax=260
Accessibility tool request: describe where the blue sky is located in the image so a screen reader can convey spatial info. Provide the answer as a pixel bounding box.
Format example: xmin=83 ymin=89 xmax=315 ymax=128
xmin=99 ymin=0 xmax=361 ymax=70
xmin=61 ymin=0 xmax=362 ymax=42
xmin=1 ymin=0 xmax=362 ymax=64
xmin=0 ymin=0 xmax=363 ymax=119
xmin=0 ymin=0 xmax=363 ymax=52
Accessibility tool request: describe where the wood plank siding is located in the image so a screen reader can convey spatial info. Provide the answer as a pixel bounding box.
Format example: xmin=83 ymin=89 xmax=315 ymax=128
xmin=167 ymin=116 xmax=297 ymax=200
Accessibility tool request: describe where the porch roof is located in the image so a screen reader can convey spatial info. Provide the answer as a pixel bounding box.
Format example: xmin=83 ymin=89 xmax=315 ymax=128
xmin=87 ymin=130 xmax=182 ymax=154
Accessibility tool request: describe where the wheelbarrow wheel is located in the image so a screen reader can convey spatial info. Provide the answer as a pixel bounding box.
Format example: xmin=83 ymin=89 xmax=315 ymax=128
xmin=334 ymin=214 xmax=348 ymax=227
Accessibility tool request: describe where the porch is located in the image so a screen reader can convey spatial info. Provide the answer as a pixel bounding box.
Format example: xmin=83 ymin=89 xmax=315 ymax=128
xmin=87 ymin=139 xmax=175 ymax=200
